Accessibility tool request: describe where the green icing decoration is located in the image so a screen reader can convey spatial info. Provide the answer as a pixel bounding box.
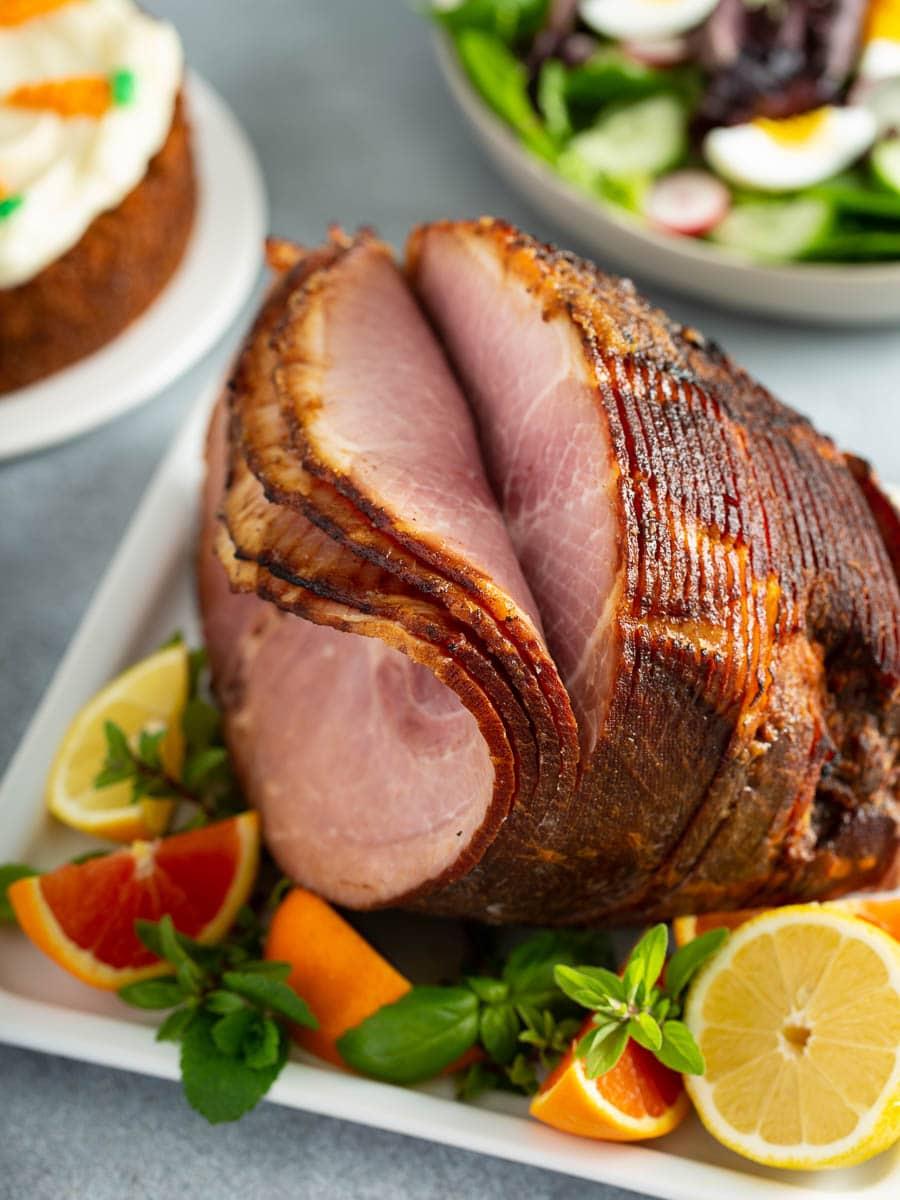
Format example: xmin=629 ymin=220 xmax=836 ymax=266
xmin=110 ymin=69 xmax=137 ymax=107
xmin=0 ymin=195 xmax=23 ymax=221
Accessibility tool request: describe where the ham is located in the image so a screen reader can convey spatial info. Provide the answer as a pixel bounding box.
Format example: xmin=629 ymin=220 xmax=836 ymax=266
xmin=200 ymin=219 xmax=900 ymax=923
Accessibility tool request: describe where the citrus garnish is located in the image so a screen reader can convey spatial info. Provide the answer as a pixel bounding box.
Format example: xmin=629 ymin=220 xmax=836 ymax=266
xmin=673 ymin=895 xmax=900 ymax=946
xmin=530 ymin=1016 xmax=689 ymax=1141
xmin=684 ymin=905 xmax=900 ymax=1169
xmin=8 ymin=812 xmax=260 ymax=989
xmin=46 ymin=642 xmax=188 ymax=841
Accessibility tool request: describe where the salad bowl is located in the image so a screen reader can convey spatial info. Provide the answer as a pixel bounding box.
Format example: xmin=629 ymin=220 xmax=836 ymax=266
xmin=435 ymin=33 xmax=900 ymax=325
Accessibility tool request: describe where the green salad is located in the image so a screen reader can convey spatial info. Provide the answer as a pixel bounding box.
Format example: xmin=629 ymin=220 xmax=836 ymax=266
xmin=432 ymin=0 xmax=900 ymax=263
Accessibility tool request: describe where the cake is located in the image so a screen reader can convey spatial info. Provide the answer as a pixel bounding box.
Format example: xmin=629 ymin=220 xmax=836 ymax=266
xmin=0 ymin=0 xmax=196 ymax=394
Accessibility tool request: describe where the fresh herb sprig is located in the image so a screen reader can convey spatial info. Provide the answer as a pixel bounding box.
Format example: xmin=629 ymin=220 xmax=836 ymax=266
xmin=337 ymin=929 xmax=613 ymax=1095
xmin=118 ymin=911 xmax=316 ymax=1124
xmin=95 ymin=640 xmax=243 ymax=828
xmin=555 ymin=925 xmax=728 ymax=1078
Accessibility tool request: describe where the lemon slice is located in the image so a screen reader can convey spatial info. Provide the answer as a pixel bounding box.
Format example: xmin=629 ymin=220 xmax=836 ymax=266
xmin=46 ymin=643 xmax=188 ymax=842
xmin=684 ymin=905 xmax=900 ymax=1170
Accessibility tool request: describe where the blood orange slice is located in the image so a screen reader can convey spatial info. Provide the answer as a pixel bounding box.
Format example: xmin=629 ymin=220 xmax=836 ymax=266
xmin=8 ymin=812 xmax=260 ymax=990
xmin=530 ymin=1017 xmax=689 ymax=1141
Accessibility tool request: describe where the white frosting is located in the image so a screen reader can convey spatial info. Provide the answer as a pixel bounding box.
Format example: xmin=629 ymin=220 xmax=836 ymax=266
xmin=0 ymin=0 xmax=183 ymax=288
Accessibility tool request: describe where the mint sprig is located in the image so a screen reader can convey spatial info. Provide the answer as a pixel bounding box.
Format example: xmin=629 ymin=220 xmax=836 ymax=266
xmin=94 ymin=638 xmax=243 ymax=828
xmin=555 ymin=925 xmax=728 ymax=1079
xmin=118 ymin=913 xmax=316 ymax=1124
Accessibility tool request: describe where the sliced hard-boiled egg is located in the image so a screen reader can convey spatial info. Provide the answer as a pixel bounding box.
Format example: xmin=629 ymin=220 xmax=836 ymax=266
xmin=579 ymin=0 xmax=720 ymax=42
xmin=859 ymin=0 xmax=900 ymax=81
xmin=703 ymin=106 xmax=877 ymax=191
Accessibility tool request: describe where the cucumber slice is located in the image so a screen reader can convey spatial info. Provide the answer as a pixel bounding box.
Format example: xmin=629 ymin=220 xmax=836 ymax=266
xmin=709 ymin=197 xmax=833 ymax=261
xmin=568 ymin=94 xmax=687 ymax=178
xmin=872 ymin=138 xmax=900 ymax=197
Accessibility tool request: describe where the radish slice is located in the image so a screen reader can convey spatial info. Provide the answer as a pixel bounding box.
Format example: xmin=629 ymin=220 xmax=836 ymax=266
xmin=645 ymin=170 xmax=731 ymax=237
xmin=621 ymin=36 xmax=689 ymax=67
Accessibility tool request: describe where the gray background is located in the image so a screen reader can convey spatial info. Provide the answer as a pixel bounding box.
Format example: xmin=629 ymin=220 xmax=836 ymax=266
xmin=1 ymin=2 xmax=898 ymax=1197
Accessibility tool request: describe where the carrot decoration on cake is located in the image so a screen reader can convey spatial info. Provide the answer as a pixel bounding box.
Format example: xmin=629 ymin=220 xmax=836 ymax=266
xmin=0 ymin=0 xmax=75 ymax=26
xmin=3 ymin=69 xmax=137 ymax=118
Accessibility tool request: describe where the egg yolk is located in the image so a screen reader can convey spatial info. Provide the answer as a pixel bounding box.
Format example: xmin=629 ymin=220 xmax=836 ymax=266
xmin=865 ymin=0 xmax=900 ymax=44
xmin=753 ymin=108 xmax=830 ymax=147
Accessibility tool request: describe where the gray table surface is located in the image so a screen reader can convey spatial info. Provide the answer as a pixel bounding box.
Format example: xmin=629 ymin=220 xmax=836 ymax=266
xmin=1 ymin=2 xmax=898 ymax=1197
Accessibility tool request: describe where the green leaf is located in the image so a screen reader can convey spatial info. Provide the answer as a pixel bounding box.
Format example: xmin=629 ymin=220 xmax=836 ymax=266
xmin=0 ymin=863 xmax=37 ymax=924
xmin=212 ymin=1007 xmax=256 ymax=1057
xmin=182 ymin=747 xmax=230 ymax=792
xmin=455 ymin=1060 xmax=500 ymax=1102
xmin=657 ymin=1020 xmax=705 ymax=1075
xmin=503 ymin=929 xmax=613 ymax=1008
xmin=628 ymin=1012 xmax=662 ymax=1053
xmin=505 ymin=1052 xmax=539 ymax=1095
xmin=182 ymin=696 xmax=221 ymax=751
xmin=137 ymin=728 xmax=167 ymax=770
xmin=156 ymin=1006 xmax=196 ymax=1043
xmin=180 ymin=1010 xmax=286 ymax=1124
xmin=554 ymin=964 xmax=625 ymax=1009
xmin=537 ymin=59 xmax=571 ymax=143
xmin=222 ymin=971 xmax=317 ymax=1029
xmin=581 ymin=1023 xmax=630 ymax=1079
xmin=622 ymin=925 xmax=668 ymax=1003
xmin=337 ymin=986 xmax=479 ymax=1085
xmin=454 ymin=29 xmax=556 ymax=161
xmin=233 ymin=960 xmax=292 ymax=982
xmin=187 ymin=647 xmax=208 ymax=699
xmin=465 ymin=975 xmax=508 ymax=1005
xmin=118 ymin=978 xmax=184 ymax=1009
xmin=480 ymin=1003 xmax=520 ymax=1065
xmin=205 ymin=990 xmax=247 ymax=1016
xmin=243 ymin=1016 xmax=282 ymax=1070
xmin=135 ymin=916 xmax=205 ymax=990
xmin=434 ymin=0 xmax=549 ymax=43
xmin=664 ymin=928 xmax=729 ymax=1004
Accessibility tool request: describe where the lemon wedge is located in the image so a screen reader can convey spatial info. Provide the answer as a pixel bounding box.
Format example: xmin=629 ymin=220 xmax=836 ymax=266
xmin=46 ymin=642 xmax=188 ymax=841
xmin=684 ymin=904 xmax=900 ymax=1169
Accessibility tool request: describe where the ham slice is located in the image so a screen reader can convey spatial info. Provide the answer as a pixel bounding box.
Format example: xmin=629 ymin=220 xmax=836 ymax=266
xmin=200 ymin=220 xmax=900 ymax=923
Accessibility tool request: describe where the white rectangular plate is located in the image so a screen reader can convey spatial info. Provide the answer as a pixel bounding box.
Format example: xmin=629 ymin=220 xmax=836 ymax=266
xmin=1 ymin=379 xmax=898 ymax=1200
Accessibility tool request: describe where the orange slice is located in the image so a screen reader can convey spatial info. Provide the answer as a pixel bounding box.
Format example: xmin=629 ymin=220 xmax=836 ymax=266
xmin=0 ymin=0 xmax=74 ymax=27
xmin=8 ymin=812 xmax=260 ymax=990
xmin=530 ymin=1017 xmax=689 ymax=1141
xmin=673 ymin=895 xmax=900 ymax=947
xmin=265 ymin=887 xmax=411 ymax=1065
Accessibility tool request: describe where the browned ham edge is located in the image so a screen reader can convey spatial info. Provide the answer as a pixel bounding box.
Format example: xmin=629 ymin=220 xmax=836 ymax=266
xmin=200 ymin=219 xmax=900 ymax=924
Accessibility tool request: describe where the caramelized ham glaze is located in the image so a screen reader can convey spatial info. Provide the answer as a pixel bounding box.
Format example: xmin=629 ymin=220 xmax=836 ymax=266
xmin=200 ymin=219 xmax=900 ymax=923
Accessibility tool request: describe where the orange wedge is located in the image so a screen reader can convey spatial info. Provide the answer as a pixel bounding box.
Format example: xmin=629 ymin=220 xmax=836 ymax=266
xmin=673 ymin=895 xmax=900 ymax=947
xmin=8 ymin=812 xmax=260 ymax=990
xmin=0 ymin=0 xmax=74 ymax=27
xmin=530 ymin=1017 xmax=689 ymax=1141
xmin=265 ymin=888 xmax=410 ymax=1065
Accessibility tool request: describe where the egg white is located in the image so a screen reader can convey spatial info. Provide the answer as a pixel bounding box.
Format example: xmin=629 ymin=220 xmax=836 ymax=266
xmin=703 ymin=108 xmax=877 ymax=191
xmin=579 ymin=0 xmax=720 ymax=41
xmin=859 ymin=37 xmax=900 ymax=80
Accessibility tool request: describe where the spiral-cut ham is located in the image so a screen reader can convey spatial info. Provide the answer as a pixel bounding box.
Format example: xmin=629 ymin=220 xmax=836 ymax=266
xmin=200 ymin=219 xmax=900 ymax=923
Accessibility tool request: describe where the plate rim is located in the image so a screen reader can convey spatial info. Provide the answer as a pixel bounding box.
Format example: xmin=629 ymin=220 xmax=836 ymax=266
xmin=0 ymin=385 xmax=897 ymax=1200
xmin=0 ymin=70 xmax=267 ymax=461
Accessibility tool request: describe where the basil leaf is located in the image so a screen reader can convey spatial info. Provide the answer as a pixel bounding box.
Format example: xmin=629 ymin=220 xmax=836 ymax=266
xmin=664 ymin=929 xmax=728 ymax=1003
xmin=337 ymin=986 xmax=479 ymax=1085
xmin=465 ymin=975 xmax=508 ymax=1005
xmin=657 ymin=1020 xmax=705 ymax=1075
xmin=480 ymin=1003 xmax=520 ymax=1065
xmin=0 ymin=863 xmax=37 ymax=924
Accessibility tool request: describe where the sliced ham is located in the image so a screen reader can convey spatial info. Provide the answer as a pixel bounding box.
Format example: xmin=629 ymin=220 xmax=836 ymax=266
xmin=200 ymin=220 xmax=900 ymax=923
